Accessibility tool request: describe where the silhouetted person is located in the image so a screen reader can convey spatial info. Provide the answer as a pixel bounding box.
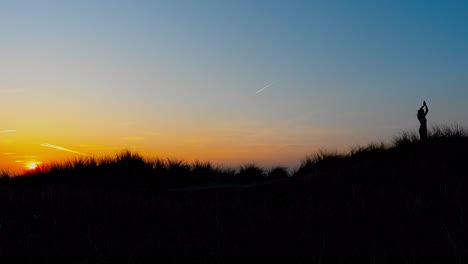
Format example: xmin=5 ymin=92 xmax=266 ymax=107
xmin=418 ymin=101 xmax=429 ymax=140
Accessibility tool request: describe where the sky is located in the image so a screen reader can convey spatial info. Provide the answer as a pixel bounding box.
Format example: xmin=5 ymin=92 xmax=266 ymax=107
xmin=1 ymin=0 xmax=468 ymax=173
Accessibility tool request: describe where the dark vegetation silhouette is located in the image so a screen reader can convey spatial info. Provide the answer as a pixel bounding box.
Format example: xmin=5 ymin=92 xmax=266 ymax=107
xmin=418 ymin=101 xmax=429 ymax=140
xmin=0 ymin=125 xmax=468 ymax=261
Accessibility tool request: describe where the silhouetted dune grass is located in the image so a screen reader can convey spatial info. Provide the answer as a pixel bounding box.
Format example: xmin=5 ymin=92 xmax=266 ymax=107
xmin=18 ymin=150 xmax=284 ymax=187
xmin=296 ymin=125 xmax=468 ymax=180
xmin=1 ymin=125 xmax=468 ymax=259
xmin=19 ymin=125 xmax=466 ymax=186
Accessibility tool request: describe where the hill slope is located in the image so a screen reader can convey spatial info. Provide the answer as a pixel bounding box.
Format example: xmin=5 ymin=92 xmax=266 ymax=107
xmin=0 ymin=126 xmax=467 ymax=260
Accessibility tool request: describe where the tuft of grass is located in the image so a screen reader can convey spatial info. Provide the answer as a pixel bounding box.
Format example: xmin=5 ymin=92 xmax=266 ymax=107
xmin=151 ymin=158 xmax=168 ymax=171
xmin=429 ymin=124 xmax=467 ymax=138
xmin=0 ymin=170 xmax=11 ymax=183
xmin=349 ymin=142 xmax=387 ymax=156
xmin=392 ymin=130 xmax=420 ymax=147
xmin=115 ymin=150 xmax=145 ymax=165
xmin=166 ymin=159 xmax=190 ymax=176
xmin=295 ymin=150 xmax=345 ymax=177
xmin=191 ymin=161 xmax=217 ymax=180
xmin=238 ymin=164 xmax=266 ymax=181
xmin=268 ymin=166 xmax=289 ymax=179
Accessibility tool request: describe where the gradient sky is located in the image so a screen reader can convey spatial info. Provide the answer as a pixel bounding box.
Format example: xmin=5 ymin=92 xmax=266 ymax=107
xmin=1 ymin=0 xmax=468 ymax=172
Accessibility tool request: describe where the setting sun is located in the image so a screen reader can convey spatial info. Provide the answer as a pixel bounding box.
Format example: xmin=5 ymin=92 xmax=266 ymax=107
xmin=26 ymin=162 xmax=39 ymax=170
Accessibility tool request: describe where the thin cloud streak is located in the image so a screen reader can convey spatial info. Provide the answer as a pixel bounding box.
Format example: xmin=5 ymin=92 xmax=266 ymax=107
xmin=0 ymin=130 xmax=16 ymax=133
xmin=40 ymin=143 xmax=87 ymax=156
xmin=256 ymin=82 xmax=274 ymax=94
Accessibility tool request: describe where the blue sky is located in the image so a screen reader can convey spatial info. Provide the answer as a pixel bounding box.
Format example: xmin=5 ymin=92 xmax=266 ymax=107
xmin=1 ymin=0 xmax=468 ymax=170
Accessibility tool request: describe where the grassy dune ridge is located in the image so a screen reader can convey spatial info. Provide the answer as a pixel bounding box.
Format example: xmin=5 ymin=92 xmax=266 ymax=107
xmin=0 ymin=125 xmax=468 ymax=260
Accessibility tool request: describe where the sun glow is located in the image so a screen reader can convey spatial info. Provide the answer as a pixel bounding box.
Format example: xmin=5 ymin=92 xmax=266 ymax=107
xmin=26 ymin=162 xmax=40 ymax=170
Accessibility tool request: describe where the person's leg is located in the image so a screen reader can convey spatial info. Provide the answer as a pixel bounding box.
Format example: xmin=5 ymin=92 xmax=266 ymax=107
xmin=422 ymin=127 xmax=428 ymax=140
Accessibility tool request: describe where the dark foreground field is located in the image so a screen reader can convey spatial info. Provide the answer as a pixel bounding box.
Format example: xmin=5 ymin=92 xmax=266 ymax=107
xmin=1 ymin=126 xmax=468 ymax=262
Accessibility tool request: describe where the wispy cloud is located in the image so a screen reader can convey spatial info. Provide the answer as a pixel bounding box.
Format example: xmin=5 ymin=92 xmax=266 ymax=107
xmin=0 ymin=130 xmax=16 ymax=133
xmin=40 ymin=143 xmax=87 ymax=156
xmin=256 ymin=82 xmax=274 ymax=94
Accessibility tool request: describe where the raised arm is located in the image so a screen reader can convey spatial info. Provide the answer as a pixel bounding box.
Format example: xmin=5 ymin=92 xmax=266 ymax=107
xmin=424 ymin=103 xmax=429 ymax=116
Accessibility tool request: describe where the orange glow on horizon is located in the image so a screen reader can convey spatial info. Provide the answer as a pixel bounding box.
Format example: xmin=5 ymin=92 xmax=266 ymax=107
xmin=0 ymin=120 xmax=357 ymax=174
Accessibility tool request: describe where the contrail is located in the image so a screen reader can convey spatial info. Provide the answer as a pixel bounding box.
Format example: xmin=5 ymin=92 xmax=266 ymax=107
xmin=0 ymin=130 xmax=16 ymax=133
xmin=40 ymin=143 xmax=87 ymax=156
xmin=256 ymin=82 xmax=274 ymax=94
